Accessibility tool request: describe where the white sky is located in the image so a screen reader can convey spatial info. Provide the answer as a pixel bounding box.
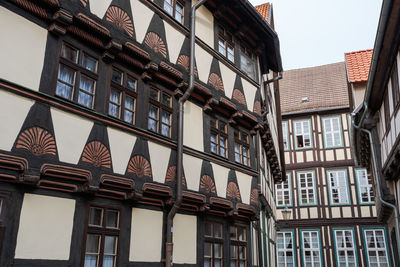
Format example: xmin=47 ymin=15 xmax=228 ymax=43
xmin=249 ymin=0 xmax=383 ymax=70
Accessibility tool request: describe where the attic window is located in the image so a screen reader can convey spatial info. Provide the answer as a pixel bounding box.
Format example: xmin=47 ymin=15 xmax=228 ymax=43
xmin=301 ymin=97 xmax=309 ymax=103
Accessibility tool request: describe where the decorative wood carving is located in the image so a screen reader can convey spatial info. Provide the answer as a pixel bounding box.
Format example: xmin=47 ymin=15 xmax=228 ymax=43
xmin=253 ymin=101 xmax=262 ymax=115
xmin=144 ymin=32 xmax=167 ymax=58
xmin=165 ymin=166 xmax=186 ymax=187
xmin=16 ymin=127 xmax=57 ymax=156
xmin=127 ymin=155 xmax=152 ymax=178
xmin=80 ymin=0 xmax=88 ymax=7
xmin=200 ymin=175 xmax=216 ymax=194
xmin=81 ymin=141 xmax=111 ymax=168
xmin=250 ymin=189 xmax=258 ymax=205
xmin=208 ymin=73 xmax=224 ymax=91
xmin=177 ymin=55 xmax=198 ymax=77
xmin=226 ymin=182 xmax=241 ymax=201
xmin=106 ymin=6 xmax=134 ymax=37
xmin=232 ymin=89 xmax=247 ymax=106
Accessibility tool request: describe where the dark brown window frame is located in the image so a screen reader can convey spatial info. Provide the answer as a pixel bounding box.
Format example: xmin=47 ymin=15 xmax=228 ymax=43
xmin=234 ymin=128 xmax=250 ymax=166
xmin=107 ymin=66 xmax=138 ymax=125
xmin=229 ymin=224 xmax=248 ymax=267
xmin=210 ymin=117 xmax=228 ymax=158
xmin=163 ymin=0 xmax=184 ymax=24
xmin=147 ymin=86 xmax=174 ymax=138
xmin=0 ymin=193 xmax=8 ymax=253
xmin=54 ymin=42 xmax=98 ymax=109
xmin=217 ymin=26 xmax=235 ymax=63
xmin=239 ymin=45 xmax=257 ymax=81
xmin=203 ymin=221 xmax=224 ymax=267
xmin=81 ymin=204 xmax=121 ymax=267
xmin=391 ymin=59 xmax=400 ymax=113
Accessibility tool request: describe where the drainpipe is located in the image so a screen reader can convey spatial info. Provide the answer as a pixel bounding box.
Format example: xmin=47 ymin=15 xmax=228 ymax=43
xmin=165 ymin=1 xmax=207 ymax=266
xmin=352 ymin=112 xmax=400 ymax=260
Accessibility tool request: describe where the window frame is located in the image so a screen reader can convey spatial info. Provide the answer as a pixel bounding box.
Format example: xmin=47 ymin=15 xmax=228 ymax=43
xmin=209 ymin=117 xmax=228 ymax=158
xmin=276 ymin=230 xmax=297 ymax=267
xmin=391 ymin=58 xmax=400 ymax=112
xmin=239 ymin=45 xmax=257 ymax=81
xmin=275 ymin=173 xmax=292 ymax=208
xmin=297 ymin=170 xmax=318 ymax=207
xmin=300 ymin=229 xmax=323 ymax=267
xmin=332 ymin=228 xmax=358 ymax=267
xmin=355 ymin=168 xmax=375 ymax=205
xmin=55 ymin=42 xmax=98 ymax=109
xmin=229 ymin=224 xmax=248 ymax=267
xmin=147 ymin=86 xmax=174 ymax=138
xmin=107 ymin=66 xmax=138 ymax=125
xmin=81 ymin=204 xmax=121 ymax=267
xmin=217 ymin=26 xmax=235 ymax=63
xmin=326 ymin=169 xmax=351 ymax=206
xmin=282 ymin=121 xmax=290 ymax=151
xmin=163 ymin=0 xmax=184 ymax=24
xmin=234 ymin=128 xmax=251 ymax=166
xmin=322 ymin=116 xmax=344 ymax=149
xmin=203 ymin=220 xmax=224 ymax=267
xmin=293 ymin=119 xmax=313 ymax=150
xmin=362 ymin=227 xmax=391 ymax=267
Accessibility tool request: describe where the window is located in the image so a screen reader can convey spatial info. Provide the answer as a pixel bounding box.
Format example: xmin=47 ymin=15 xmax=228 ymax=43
xmin=355 ymin=168 xmax=375 ymax=204
xmin=277 ymin=231 xmax=295 ymax=267
xmin=0 ymin=197 xmax=6 ymax=251
xmin=391 ymin=59 xmax=400 ymax=109
xmin=210 ymin=118 xmax=228 ymax=158
xmin=56 ymin=43 xmax=98 ymax=108
xmin=204 ymin=221 xmax=223 ymax=267
xmin=297 ymin=171 xmax=317 ymax=206
xmin=163 ymin=0 xmax=184 ymax=23
xmin=363 ymin=228 xmax=390 ymax=267
xmin=218 ymin=27 xmax=234 ymax=63
xmin=108 ymin=68 xmax=137 ymax=124
xmin=275 ymin=174 xmax=292 ymax=207
xmin=333 ymin=229 xmax=357 ymax=267
xmin=234 ymin=129 xmax=250 ymax=166
xmin=282 ymin=121 xmax=289 ymax=151
xmin=384 ymin=91 xmax=390 ymax=132
xmin=300 ymin=230 xmax=322 ymax=267
xmin=322 ymin=116 xmax=343 ymax=148
xmin=294 ymin=120 xmax=312 ymax=149
xmin=327 ymin=170 xmax=350 ymax=205
xmin=230 ymin=225 xmax=247 ymax=267
xmin=239 ymin=46 xmax=257 ymax=80
xmin=148 ymin=87 xmax=173 ymax=137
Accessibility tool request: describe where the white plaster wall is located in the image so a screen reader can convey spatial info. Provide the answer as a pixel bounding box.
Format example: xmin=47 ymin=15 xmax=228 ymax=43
xmin=165 ymin=22 xmax=186 ymax=64
xmin=89 ymin=0 xmax=112 ymax=19
xmin=183 ymin=101 xmax=204 ymax=152
xmin=183 ymin=153 xmax=202 ymax=191
xmin=107 ymin=127 xmax=137 ymax=175
xmin=131 ymin=0 xmax=154 ymax=43
xmin=236 ymin=171 xmax=252 ymax=204
xmin=210 ymin=162 xmax=229 ymax=198
xmin=326 ymin=150 xmax=334 ymax=161
xmin=336 ymin=149 xmax=345 ymax=160
xmin=173 ymin=214 xmax=197 ymax=264
xmin=0 ymin=6 xmax=47 ymax=91
xmin=193 ymin=0 xmax=214 ymax=48
xmin=219 ymin=62 xmax=236 ymax=99
xmin=130 ymin=208 xmax=163 ymax=262
xmin=15 ymin=194 xmax=75 ymax=260
xmin=148 ymin=141 xmax=171 ymax=183
xmin=0 ymin=90 xmax=34 ymax=151
xmin=51 ymin=108 xmax=93 ymax=164
xmin=195 ymin=44 xmax=213 ymax=83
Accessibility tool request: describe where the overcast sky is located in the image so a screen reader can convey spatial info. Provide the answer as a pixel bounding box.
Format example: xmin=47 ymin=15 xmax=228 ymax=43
xmin=249 ymin=0 xmax=383 ymax=70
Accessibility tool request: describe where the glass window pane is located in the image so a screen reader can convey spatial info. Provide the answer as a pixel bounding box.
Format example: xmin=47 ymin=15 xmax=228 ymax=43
xmin=127 ymin=76 xmax=136 ymax=91
xmin=162 ymin=93 xmax=172 ymax=107
xmin=82 ymin=53 xmax=97 ymax=72
xmin=103 ymin=256 xmax=115 ymax=267
xmin=106 ymin=210 xmax=119 ymax=228
xmin=150 ymin=88 xmax=159 ymax=101
xmin=104 ymin=236 xmax=117 ymax=254
xmin=86 ymin=234 xmax=100 ymax=253
xmin=112 ymin=69 xmax=122 ymax=84
xmin=61 ymin=43 xmax=78 ymax=63
xmin=89 ymin=207 xmax=103 ymax=226
xmin=56 ymin=82 xmax=73 ymax=100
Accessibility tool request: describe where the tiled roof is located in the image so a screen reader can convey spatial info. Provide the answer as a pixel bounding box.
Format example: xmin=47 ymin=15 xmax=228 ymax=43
xmin=345 ymin=49 xmax=373 ymax=83
xmin=255 ymin=3 xmax=271 ymax=23
xmin=280 ymin=62 xmax=349 ymax=114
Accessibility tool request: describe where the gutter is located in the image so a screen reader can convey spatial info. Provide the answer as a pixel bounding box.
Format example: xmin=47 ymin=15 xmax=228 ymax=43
xmin=165 ymin=1 xmax=207 ymax=266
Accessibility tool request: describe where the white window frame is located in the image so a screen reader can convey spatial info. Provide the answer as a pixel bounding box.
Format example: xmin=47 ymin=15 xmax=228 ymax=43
xmin=322 ymin=116 xmax=343 ymax=148
xmin=293 ymin=119 xmax=312 ymax=149
xmin=277 ymin=231 xmax=296 ymax=267
xmin=333 ymin=229 xmax=357 ymax=267
xmin=363 ymin=228 xmax=390 ymax=267
xmin=355 ymin=168 xmax=375 ymax=205
xmin=275 ymin=173 xmax=292 ymax=208
xmin=282 ymin=121 xmax=289 ymax=151
xmin=297 ymin=171 xmax=317 ymax=206
xmin=327 ymin=170 xmax=350 ymax=206
xmin=300 ymin=230 xmax=322 ymax=267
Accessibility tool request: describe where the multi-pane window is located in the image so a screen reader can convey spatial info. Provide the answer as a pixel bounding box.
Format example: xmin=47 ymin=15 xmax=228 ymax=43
xmin=298 ymin=171 xmax=317 ymax=205
xmin=356 ymin=168 xmax=375 ymax=204
xmin=163 ymin=0 xmax=184 ymax=23
xmin=218 ymin=27 xmax=234 ymax=63
xmin=327 ymin=170 xmax=350 ymax=205
xmin=276 ymin=174 xmax=291 ymax=207
xmin=301 ymin=230 xmax=322 ymax=267
xmin=204 ymin=221 xmax=223 ymax=267
xmin=333 ymin=229 xmax=357 ymax=267
xmin=108 ymin=68 xmax=137 ymax=124
xmin=234 ymin=130 xmax=250 ymax=166
xmin=322 ymin=116 xmax=343 ymax=148
xmin=277 ymin=231 xmax=295 ymax=267
xmin=239 ymin=46 xmax=257 ymax=80
xmin=230 ymin=225 xmax=247 ymax=267
xmin=391 ymin=59 xmax=400 ymax=109
xmin=210 ymin=118 xmax=228 ymax=158
xmin=56 ymin=43 xmax=98 ymax=109
xmin=148 ymin=87 xmax=173 ymax=137
xmin=282 ymin=121 xmax=289 ymax=151
xmin=294 ymin=120 xmax=312 ymax=149
xmin=363 ymin=229 xmax=390 ymax=267
xmin=84 ymin=206 xmax=120 ymax=267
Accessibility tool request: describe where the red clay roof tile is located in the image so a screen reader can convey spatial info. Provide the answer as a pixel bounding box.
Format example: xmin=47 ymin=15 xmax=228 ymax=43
xmin=255 ymin=3 xmax=271 ymax=23
xmin=345 ymin=49 xmax=373 ymax=83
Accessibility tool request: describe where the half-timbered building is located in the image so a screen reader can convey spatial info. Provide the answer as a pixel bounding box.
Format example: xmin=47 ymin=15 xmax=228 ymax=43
xmin=278 ymin=62 xmax=393 ymax=267
xmin=0 ymin=0 xmax=284 ymax=266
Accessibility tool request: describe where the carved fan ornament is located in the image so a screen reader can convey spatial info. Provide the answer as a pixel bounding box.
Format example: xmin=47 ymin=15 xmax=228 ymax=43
xmin=128 ymin=155 xmax=152 ymax=178
xmin=106 ymin=6 xmax=134 ymax=37
xmin=80 ymin=0 xmax=88 ymax=7
xmin=144 ymin=32 xmax=167 ymax=58
xmin=16 ymin=127 xmax=57 ymax=156
xmin=208 ymin=73 xmax=224 ymax=91
xmin=250 ymin=189 xmax=258 ymax=205
xmin=233 ymin=89 xmax=247 ymax=106
xmin=165 ymin=166 xmax=187 ymax=187
xmin=253 ymin=101 xmax=262 ymax=115
xmin=226 ymin=182 xmax=241 ymax=201
xmin=200 ymin=175 xmax=216 ymax=194
xmin=177 ymin=55 xmax=199 ymax=77
xmin=81 ymin=141 xmax=111 ymax=168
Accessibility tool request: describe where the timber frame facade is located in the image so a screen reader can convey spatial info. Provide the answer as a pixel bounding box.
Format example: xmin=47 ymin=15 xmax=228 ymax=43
xmin=0 ymin=0 xmax=284 ymax=266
